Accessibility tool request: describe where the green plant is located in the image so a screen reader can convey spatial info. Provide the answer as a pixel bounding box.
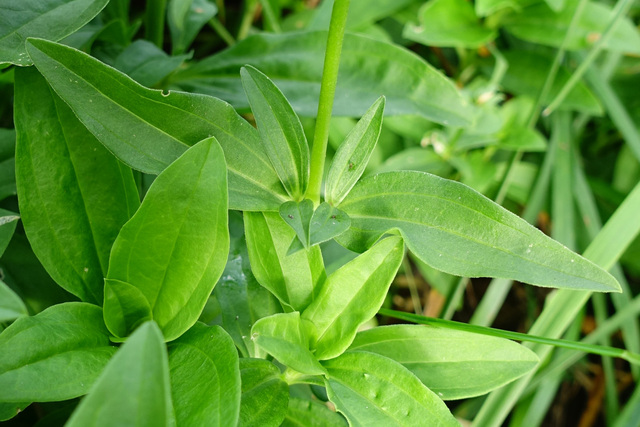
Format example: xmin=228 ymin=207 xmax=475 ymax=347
xmin=1 ymin=0 xmax=639 ymax=426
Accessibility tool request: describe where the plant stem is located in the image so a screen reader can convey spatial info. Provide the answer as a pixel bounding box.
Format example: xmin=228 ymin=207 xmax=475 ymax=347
xmin=306 ymin=0 xmax=350 ymax=205
xmin=237 ymin=0 xmax=260 ymax=41
xmin=259 ymin=0 xmax=281 ymax=33
xmin=209 ymin=17 xmax=236 ymax=46
xmin=145 ymin=0 xmax=167 ymax=48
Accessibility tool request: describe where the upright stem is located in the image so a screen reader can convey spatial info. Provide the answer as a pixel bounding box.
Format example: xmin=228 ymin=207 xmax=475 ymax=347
xmin=306 ymin=0 xmax=350 ymax=205
xmin=145 ymin=0 xmax=167 ymax=49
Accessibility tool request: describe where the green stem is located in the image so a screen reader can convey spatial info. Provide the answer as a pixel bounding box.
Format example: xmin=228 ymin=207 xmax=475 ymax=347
xmin=209 ymin=17 xmax=236 ymax=46
xmin=259 ymin=0 xmax=281 ymax=33
xmin=145 ymin=0 xmax=167 ymax=48
xmin=306 ymin=0 xmax=350 ymax=205
xmin=237 ymin=0 xmax=260 ymax=41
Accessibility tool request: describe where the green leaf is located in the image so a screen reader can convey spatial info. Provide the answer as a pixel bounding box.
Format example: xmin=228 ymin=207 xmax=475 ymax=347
xmin=0 ymin=0 xmax=109 ymax=66
xmin=307 ymin=0 xmax=417 ymax=31
xmin=280 ymin=199 xmax=315 ymax=249
xmin=244 ymin=212 xmax=326 ymax=311
xmin=239 ymin=358 xmax=289 ymax=427
xmin=504 ymin=0 xmax=640 ymax=55
xmin=0 ymin=129 xmax=16 ymax=201
xmin=14 ymin=66 xmax=139 ymax=305
xmin=337 ymin=171 xmax=620 ymax=292
xmin=0 ymin=302 xmax=116 ymax=402
xmin=0 ymin=279 xmax=28 ymax=323
xmin=403 ymin=0 xmax=497 ymax=48
xmin=241 ymin=65 xmax=310 ymax=200
xmin=168 ymin=323 xmax=240 ymax=427
xmin=349 ymin=325 xmax=539 ymax=400
xmin=251 ymin=312 xmax=326 ymax=375
xmin=326 ymin=96 xmax=385 ymax=206
xmin=172 ymin=31 xmax=472 ymax=126
xmin=0 ymin=402 xmax=30 ymax=422
xmin=25 ymin=38 xmax=287 ymax=211
xmin=307 ymin=203 xmax=351 ymax=248
xmin=168 ymin=0 xmax=217 ymax=54
xmin=302 ymin=236 xmax=404 ymax=360
xmin=114 ymin=40 xmax=191 ymax=88
xmin=103 ymin=279 xmax=153 ymax=339
xmin=282 ymin=397 xmax=347 ymax=427
xmin=105 ymin=137 xmax=229 ymax=341
xmin=323 ymin=351 xmax=459 ymax=427
xmin=0 ymin=209 xmax=19 ymax=258
xmin=66 ymin=322 xmax=175 ymax=427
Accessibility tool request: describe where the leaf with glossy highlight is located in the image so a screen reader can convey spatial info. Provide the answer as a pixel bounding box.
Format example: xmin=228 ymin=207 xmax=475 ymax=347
xmin=105 ymin=137 xmax=229 ymax=341
xmin=239 ymin=358 xmax=289 ymax=427
xmin=337 ymin=171 xmax=620 ymax=292
xmin=0 ymin=303 xmax=116 ymax=402
xmin=66 ymin=322 xmax=174 ymax=427
xmin=0 ymin=209 xmax=18 ymax=258
xmin=349 ymin=325 xmax=539 ymax=400
xmin=25 ymin=38 xmax=287 ymax=211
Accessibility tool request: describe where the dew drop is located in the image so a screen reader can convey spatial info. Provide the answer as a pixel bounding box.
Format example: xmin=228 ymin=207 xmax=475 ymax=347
xmin=570 ymin=259 xmax=574 ymax=263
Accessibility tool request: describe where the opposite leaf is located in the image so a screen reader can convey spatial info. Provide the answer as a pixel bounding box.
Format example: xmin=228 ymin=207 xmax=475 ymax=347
xmin=105 ymin=137 xmax=229 ymax=341
xmin=251 ymin=312 xmax=326 ymax=375
xmin=241 ymin=65 xmax=310 ymax=200
xmin=326 ymin=96 xmax=385 ymax=206
xmin=239 ymin=358 xmax=289 ymax=427
xmin=0 ymin=303 xmax=116 ymax=402
xmin=349 ymin=325 xmax=539 ymax=400
xmin=302 ymin=236 xmax=404 ymax=360
xmin=323 ymin=351 xmax=459 ymax=427
xmin=66 ymin=322 xmax=175 ymax=427
xmin=168 ymin=323 xmax=241 ymax=427
xmin=337 ymin=171 xmax=620 ymax=293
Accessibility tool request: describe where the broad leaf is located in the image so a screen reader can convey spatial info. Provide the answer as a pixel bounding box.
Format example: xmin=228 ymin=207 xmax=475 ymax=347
xmin=14 ymin=66 xmax=139 ymax=305
xmin=105 ymin=137 xmax=229 ymax=341
xmin=251 ymin=312 xmax=326 ymax=375
xmin=0 ymin=0 xmax=109 ymax=66
xmin=337 ymin=171 xmax=620 ymax=292
xmin=26 ymin=38 xmax=287 ymax=211
xmin=307 ymin=203 xmax=351 ymax=248
xmin=0 ymin=303 xmax=116 ymax=402
xmin=0 ymin=129 xmax=16 ymax=201
xmin=103 ymin=279 xmax=153 ymax=339
xmin=0 ymin=402 xmax=30 ymax=422
xmin=239 ymin=358 xmax=289 ymax=427
xmin=244 ymin=212 xmax=325 ymax=311
xmin=302 ymin=236 xmax=404 ymax=360
xmin=0 ymin=209 xmax=18 ymax=257
xmin=242 ymin=65 xmax=310 ymax=200
xmin=172 ymin=31 xmax=472 ymax=126
xmin=0 ymin=279 xmax=28 ymax=323
xmin=326 ymin=96 xmax=385 ymax=206
xmin=168 ymin=0 xmax=217 ymax=54
xmin=66 ymin=322 xmax=174 ymax=427
xmin=168 ymin=323 xmax=240 ymax=427
xmin=323 ymin=351 xmax=459 ymax=427
xmin=282 ymin=397 xmax=347 ymax=427
xmin=114 ymin=40 xmax=191 ymax=87
xmin=403 ymin=0 xmax=496 ymax=48
xmin=504 ymin=0 xmax=640 ymax=55
xmin=349 ymin=325 xmax=539 ymax=400
xmin=280 ymin=199 xmax=315 ymax=248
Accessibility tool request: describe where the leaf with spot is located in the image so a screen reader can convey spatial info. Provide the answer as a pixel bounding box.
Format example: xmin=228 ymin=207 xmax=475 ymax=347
xmin=279 ymin=199 xmax=314 ymax=249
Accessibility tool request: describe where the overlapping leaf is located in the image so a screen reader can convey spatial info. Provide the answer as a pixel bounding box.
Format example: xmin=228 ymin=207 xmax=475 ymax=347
xmin=239 ymin=358 xmax=289 ymax=427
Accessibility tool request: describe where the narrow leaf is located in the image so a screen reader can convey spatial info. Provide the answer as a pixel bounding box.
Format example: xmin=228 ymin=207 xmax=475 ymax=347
xmin=14 ymin=66 xmax=139 ymax=304
xmin=326 ymin=96 xmax=385 ymax=206
xmin=66 ymin=322 xmax=174 ymax=427
xmin=323 ymin=351 xmax=459 ymax=427
xmin=105 ymin=137 xmax=229 ymax=341
xmin=251 ymin=312 xmax=326 ymax=375
xmin=350 ymin=325 xmax=539 ymax=400
xmin=337 ymin=171 xmax=620 ymax=292
xmin=0 ymin=303 xmax=116 ymax=402
xmin=0 ymin=0 xmax=109 ymax=66
xmin=0 ymin=209 xmax=19 ymax=258
xmin=279 ymin=199 xmax=314 ymax=248
xmin=25 ymin=38 xmax=287 ymax=211
xmin=168 ymin=0 xmax=217 ymax=54
xmin=114 ymin=40 xmax=191 ymax=88
xmin=239 ymin=358 xmax=289 ymax=427
xmin=302 ymin=236 xmax=404 ymax=360
xmin=0 ymin=279 xmax=28 ymax=323
xmin=168 ymin=323 xmax=240 ymax=427
xmin=241 ymin=65 xmax=310 ymax=200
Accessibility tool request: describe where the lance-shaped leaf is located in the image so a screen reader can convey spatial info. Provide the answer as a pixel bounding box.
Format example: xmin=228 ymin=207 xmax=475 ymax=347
xmin=25 ymin=38 xmax=287 ymax=211
xmin=239 ymin=358 xmax=289 ymax=427
xmin=105 ymin=137 xmax=229 ymax=341
xmin=168 ymin=323 xmax=240 ymax=427
xmin=0 ymin=279 xmax=28 ymax=323
xmin=323 ymin=351 xmax=459 ymax=427
xmin=302 ymin=236 xmax=404 ymax=360
xmin=251 ymin=312 xmax=326 ymax=375
xmin=0 ymin=209 xmax=19 ymax=258
xmin=66 ymin=322 xmax=174 ymax=427
xmin=280 ymin=199 xmax=314 ymax=248
xmin=244 ymin=212 xmax=325 ymax=311
xmin=241 ymin=65 xmax=310 ymax=200
xmin=168 ymin=0 xmax=217 ymax=54
xmin=282 ymin=397 xmax=348 ymax=427
xmin=172 ymin=31 xmax=472 ymax=126
xmin=326 ymin=96 xmax=385 ymax=206
xmin=0 ymin=0 xmax=109 ymax=66
xmin=282 ymin=202 xmax=351 ymax=255
xmin=14 ymin=66 xmax=139 ymax=305
xmin=349 ymin=325 xmax=539 ymax=400
xmin=0 ymin=303 xmax=116 ymax=402
xmin=337 ymin=171 xmax=620 ymax=292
